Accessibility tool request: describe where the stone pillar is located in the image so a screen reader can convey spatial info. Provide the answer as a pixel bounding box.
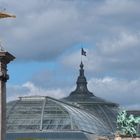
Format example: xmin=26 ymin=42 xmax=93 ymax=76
xmin=0 ymin=51 xmax=15 ymax=140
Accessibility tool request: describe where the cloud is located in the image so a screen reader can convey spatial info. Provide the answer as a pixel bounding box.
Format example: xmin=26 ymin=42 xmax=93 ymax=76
xmin=7 ymin=77 xmax=140 ymax=110
xmin=7 ymin=81 xmax=70 ymax=101
xmin=0 ymin=0 xmax=139 ymax=61
xmin=88 ymin=77 xmax=140 ymax=110
xmin=60 ymin=31 xmax=140 ymax=79
xmin=0 ymin=0 xmax=88 ymax=61
xmin=98 ymin=32 xmax=140 ymax=54
xmin=1 ymin=0 xmax=140 ymax=110
xmin=98 ymin=0 xmax=140 ymax=16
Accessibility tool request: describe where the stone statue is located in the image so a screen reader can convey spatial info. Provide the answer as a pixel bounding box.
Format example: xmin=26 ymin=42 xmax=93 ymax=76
xmin=117 ymin=110 xmax=140 ymax=137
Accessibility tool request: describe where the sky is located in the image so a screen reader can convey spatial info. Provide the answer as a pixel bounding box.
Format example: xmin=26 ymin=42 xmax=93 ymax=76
xmin=0 ymin=0 xmax=140 ymax=110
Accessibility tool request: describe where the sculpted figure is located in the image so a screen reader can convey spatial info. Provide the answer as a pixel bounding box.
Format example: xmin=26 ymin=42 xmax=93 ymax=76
xmin=117 ymin=110 xmax=140 ymax=137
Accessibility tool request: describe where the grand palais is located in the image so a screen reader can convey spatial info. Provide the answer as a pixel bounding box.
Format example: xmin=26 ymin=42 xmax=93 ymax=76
xmin=6 ymin=62 xmax=140 ymax=140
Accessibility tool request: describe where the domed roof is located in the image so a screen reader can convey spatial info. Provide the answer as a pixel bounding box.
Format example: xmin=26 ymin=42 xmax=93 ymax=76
xmin=62 ymin=62 xmax=117 ymax=105
xmin=62 ymin=62 xmax=119 ymax=133
xmin=7 ymin=61 xmax=119 ymax=137
xmin=7 ymin=96 xmax=111 ymax=136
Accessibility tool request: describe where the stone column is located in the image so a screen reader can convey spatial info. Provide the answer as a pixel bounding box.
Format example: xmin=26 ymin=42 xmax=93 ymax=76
xmin=0 ymin=51 xmax=15 ymax=140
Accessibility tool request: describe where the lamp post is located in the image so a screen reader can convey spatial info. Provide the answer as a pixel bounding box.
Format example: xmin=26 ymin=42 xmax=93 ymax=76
xmin=0 ymin=11 xmax=15 ymax=140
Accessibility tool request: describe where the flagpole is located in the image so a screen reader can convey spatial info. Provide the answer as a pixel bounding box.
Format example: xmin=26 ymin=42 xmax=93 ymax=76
xmin=81 ymin=43 xmax=83 ymax=63
xmin=81 ymin=48 xmax=82 ymax=62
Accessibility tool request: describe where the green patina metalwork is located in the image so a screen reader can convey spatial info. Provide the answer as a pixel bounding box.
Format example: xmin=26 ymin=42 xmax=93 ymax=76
xmin=117 ymin=110 xmax=140 ymax=137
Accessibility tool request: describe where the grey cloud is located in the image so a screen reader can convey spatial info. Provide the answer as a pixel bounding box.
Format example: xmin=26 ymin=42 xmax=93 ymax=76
xmin=61 ymin=31 xmax=140 ymax=79
xmin=88 ymin=77 xmax=140 ymax=110
xmin=7 ymin=77 xmax=140 ymax=110
xmin=1 ymin=0 xmax=140 ymax=109
xmin=1 ymin=0 xmax=140 ymax=61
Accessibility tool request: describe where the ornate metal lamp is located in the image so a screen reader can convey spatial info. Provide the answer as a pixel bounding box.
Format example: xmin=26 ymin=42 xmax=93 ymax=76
xmin=0 ymin=11 xmax=16 ymax=19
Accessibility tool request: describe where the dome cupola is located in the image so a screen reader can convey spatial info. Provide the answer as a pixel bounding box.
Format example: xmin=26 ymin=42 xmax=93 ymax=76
xmin=69 ymin=61 xmax=93 ymax=97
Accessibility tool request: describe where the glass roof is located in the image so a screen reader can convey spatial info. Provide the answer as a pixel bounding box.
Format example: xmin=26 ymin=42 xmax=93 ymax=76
xmin=7 ymin=96 xmax=112 ymax=136
xmin=6 ymin=62 xmax=120 ymax=137
xmin=6 ymin=62 xmax=122 ymax=138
